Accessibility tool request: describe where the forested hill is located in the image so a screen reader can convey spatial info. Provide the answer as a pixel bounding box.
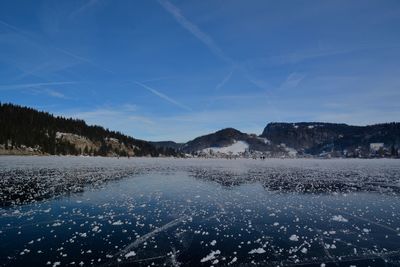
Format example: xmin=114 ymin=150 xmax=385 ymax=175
xmin=0 ymin=103 xmax=178 ymax=157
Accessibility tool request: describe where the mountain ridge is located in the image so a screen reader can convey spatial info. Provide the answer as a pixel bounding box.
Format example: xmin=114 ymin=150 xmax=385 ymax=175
xmin=157 ymin=122 xmax=400 ymax=158
xmin=1 ymin=103 xmax=399 ymax=158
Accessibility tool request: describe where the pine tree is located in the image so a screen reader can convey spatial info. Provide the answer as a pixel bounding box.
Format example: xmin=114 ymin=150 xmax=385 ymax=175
xmin=0 ymin=103 xmax=174 ymax=157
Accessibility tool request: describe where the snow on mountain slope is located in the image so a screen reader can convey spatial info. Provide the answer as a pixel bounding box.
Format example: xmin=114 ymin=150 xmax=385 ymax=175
xmin=201 ymin=140 xmax=249 ymax=155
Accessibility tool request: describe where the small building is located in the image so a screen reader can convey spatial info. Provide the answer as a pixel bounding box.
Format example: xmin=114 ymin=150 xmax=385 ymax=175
xmin=370 ymin=143 xmax=384 ymax=152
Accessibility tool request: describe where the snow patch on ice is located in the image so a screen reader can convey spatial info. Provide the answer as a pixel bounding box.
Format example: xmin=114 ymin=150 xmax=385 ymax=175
xmin=331 ymin=215 xmax=348 ymax=222
xmin=124 ymin=251 xmax=136 ymax=258
xmin=228 ymin=257 xmax=237 ymax=264
xmin=200 ymin=250 xmax=221 ymax=262
xmin=248 ymin=248 xmax=266 ymax=254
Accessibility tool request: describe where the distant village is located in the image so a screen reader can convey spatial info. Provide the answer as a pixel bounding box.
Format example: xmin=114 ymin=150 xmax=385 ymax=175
xmin=189 ymin=142 xmax=400 ymax=159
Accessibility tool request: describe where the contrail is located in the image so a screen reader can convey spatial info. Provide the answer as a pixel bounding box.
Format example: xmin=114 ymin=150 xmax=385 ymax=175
xmin=158 ymin=0 xmax=234 ymax=65
xmin=215 ymin=69 xmax=234 ymax=91
xmin=134 ymin=81 xmax=191 ymax=111
xmin=0 ymin=19 xmax=31 ymax=36
xmin=0 ymin=18 xmax=113 ymax=75
xmin=157 ymin=0 xmax=282 ymax=122
xmin=202 ymin=69 xmax=235 ymax=111
xmin=55 ymin=47 xmax=115 ymax=74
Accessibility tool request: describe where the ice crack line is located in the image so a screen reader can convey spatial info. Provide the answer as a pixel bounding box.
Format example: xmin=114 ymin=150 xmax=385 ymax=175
xmin=115 ymin=214 xmax=191 ymax=258
xmin=324 ymin=205 xmax=400 ymax=235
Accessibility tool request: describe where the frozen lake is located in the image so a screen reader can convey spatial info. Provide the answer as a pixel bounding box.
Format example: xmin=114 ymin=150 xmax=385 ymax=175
xmin=1 ymin=156 xmax=400 ymax=266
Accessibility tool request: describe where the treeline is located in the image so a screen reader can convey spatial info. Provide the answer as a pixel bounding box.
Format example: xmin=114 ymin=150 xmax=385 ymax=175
xmin=0 ymin=103 xmax=179 ymax=157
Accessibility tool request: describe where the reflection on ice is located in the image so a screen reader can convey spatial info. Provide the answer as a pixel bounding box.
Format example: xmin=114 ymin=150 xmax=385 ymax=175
xmin=0 ymin=157 xmax=400 ymax=266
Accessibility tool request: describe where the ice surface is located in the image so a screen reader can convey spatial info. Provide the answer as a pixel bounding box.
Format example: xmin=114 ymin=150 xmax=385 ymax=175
xmin=0 ymin=156 xmax=400 ymax=266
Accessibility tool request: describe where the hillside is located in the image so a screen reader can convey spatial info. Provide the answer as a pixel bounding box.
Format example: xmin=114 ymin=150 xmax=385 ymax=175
xmin=0 ymin=103 xmax=178 ymax=157
xmin=180 ymin=128 xmax=285 ymax=156
xmin=178 ymin=123 xmax=399 ymax=158
xmin=261 ymin=122 xmax=400 ymax=157
xmin=150 ymin=141 xmax=184 ymax=150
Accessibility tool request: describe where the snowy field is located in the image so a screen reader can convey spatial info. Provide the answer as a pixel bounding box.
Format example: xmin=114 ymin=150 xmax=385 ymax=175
xmin=1 ymin=156 xmax=400 ymax=266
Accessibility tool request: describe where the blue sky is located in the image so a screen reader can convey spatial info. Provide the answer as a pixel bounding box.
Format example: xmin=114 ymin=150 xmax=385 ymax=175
xmin=1 ymin=0 xmax=399 ymax=142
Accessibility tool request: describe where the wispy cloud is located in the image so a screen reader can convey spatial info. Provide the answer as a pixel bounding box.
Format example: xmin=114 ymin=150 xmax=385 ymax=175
xmin=266 ymin=48 xmax=353 ymax=66
xmin=140 ymin=76 xmax=176 ymax=83
xmin=121 ymin=103 xmax=138 ymax=112
xmin=66 ymin=108 xmax=154 ymax=125
xmin=59 ymin=106 xmax=155 ymax=139
xmin=134 ymin=81 xmax=191 ymax=111
xmin=2 ymin=17 xmax=188 ymax=108
xmin=127 ymin=115 xmax=155 ymax=125
xmin=69 ymin=0 xmax=101 ymax=19
xmin=158 ymin=0 xmax=234 ymax=65
xmin=28 ymin=87 xmax=69 ymax=99
xmin=0 ymin=81 xmax=74 ymax=99
xmin=245 ymin=43 xmax=397 ymax=68
xmin=12 ymin=62 xmax=54 ymax=81
xmin=0 ymin=81 xmax=76 ymax=90
xmin=244 ymin=75 xmax=271 ymax=90
xmin=43 ymin=89 xmax=68 ymax=99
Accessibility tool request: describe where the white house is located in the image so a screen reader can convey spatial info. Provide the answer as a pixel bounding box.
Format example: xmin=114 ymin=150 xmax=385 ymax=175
xmin=370 ymin=143 xmax=384 ymax=152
